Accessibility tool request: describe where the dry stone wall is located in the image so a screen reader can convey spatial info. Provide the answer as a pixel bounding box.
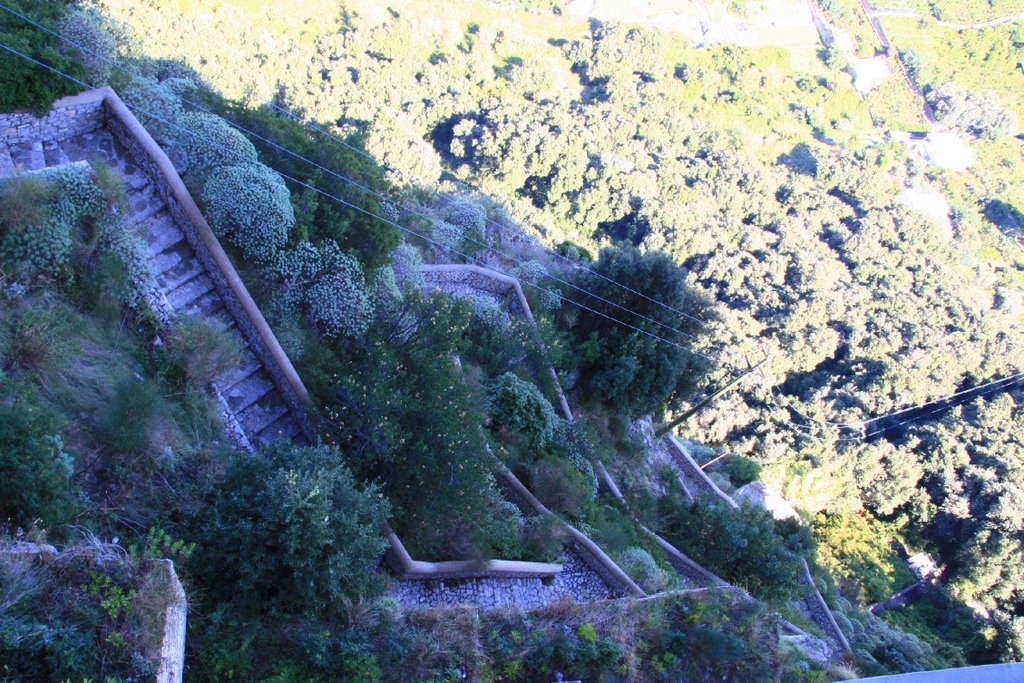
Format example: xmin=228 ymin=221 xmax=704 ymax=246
xmin=0 ymin=90 xmax=105 ymax=145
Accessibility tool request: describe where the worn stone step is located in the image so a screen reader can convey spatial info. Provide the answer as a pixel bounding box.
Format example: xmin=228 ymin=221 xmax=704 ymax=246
xmin=127 ymin=182 xmax=162 ymax=217
xmin=0 ymin=146 xmax=14 ymax=179
xmin=8 ymin=141 xmax=46 ymax=172
xmin=151 ymin=239 xmax=194 ymax=274
xmin=144 ymin=211 xmax=185 ymax=255
xmin=238 ymin=396 xmax=289 ymax=437
xmin=225 ymin=373 xmax=275 ymax=414
xmin=254 ymin=413 xmax=301 ymax=446
xmin=216 ymin=350 xmax=262 ymax=392
xmin=178 ymin=288 xmax=224 ymax=319
xmin=42 ymin=142 xmax=70 ymax=167
xmin=166 ymin=272 xmax=215 ymax=311
xmin=155 ymin=249 xmax=204 ymax=294
xmin=204 ymin=306 xmax=237 ymax=332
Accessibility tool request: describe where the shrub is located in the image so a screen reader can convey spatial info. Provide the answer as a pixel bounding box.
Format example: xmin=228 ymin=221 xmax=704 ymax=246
xmin=176 ymin=112 xmax=259 ymax=176
xmin=726 ymin=455 xmax=761 ymax=487
xmin=196 ymin=443 xmax=391 ymax=616
xmin=390 ymin=242 xmax=424 ymax=295
xmin=202 ymin=163 xmax=294 ymax=263
xmin=0 ymin=1 xmax=90 ymax=114
xmin=0 ymin=164 xmax=103 ymax=281
xmin=487 ymin=372 xmax=559 ymax=450
xmin=59 ymin=7 xmax=134 ymax=83
xmin=617 ymin=546 xmax=673 ymax=593
xmin=529 ymin=455 xmax=594 ymax=519
xmin=93 ymin=213 xmax=156 ymax=307
xmin=274 ymin=240 xmax=373 ymax=338
xmin=430 ymin=219 xmax=464 ymax=255
xmin=442 ymin=197 xmax=487 ymax=241
xmin=0 ymin=386 xmax=74 ymax=529
xmin=93 ymin=374 xmax=168 ymax=458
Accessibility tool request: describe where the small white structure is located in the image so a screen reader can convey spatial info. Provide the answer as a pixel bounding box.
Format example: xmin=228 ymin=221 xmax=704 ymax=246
xmin=735 ymin=480 xmax=800 ymax=521
xmin=922 ymin=132 xmax=975 ymax=171
xmin=907 ymin=552 xmax=939 ymax=580
xmin=849 ymin=56 xmax=891 ymax=94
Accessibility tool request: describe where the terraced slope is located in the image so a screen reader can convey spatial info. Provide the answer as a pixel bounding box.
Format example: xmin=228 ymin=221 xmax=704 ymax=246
xmin=0 ymin=130 xmax=307 ymax=450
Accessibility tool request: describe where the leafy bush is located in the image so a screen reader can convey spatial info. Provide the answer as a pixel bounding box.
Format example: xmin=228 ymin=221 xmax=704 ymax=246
xmin=0 ymin=0 xmax=90 ymax=113
xmin=274 ymin=240 xmax=373 ymax=338
xmin=196 ymin=443 xmax=391 ymax=616
xmin=442 ymin=197 xmax=487 ymax=241
xmin=487 ymin=372 xmax=560 ymax=450
xmin=176 ymin=111 xmax=259 ymax=177
xmin=0 ymin=164 xmax=103 ymax=281
xmin=0 ymin=387 xmax=74 ymax=530
xmin=658 ymin=497 xmax=806 ymax=602
xmin=926 ymin=83 xmax=1018 ymax=139
xmin=202 ymin=163 xmax=294 ymax=263
xmin=390 ymin=242 xmax=424 ymax=295
xmin=430 ymin=219 xmax=464 ymax=255
xmin=726 ymin=454 xmax=761 ymax=487
xmin=617 ymin=546 xmax=673 ymax=592
xmin=529 ymin=454 xmax=594 ymax=519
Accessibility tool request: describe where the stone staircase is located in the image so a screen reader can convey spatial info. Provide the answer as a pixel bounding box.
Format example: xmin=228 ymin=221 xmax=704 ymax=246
xmin=1 ymin=130 xmax=306 ymax=450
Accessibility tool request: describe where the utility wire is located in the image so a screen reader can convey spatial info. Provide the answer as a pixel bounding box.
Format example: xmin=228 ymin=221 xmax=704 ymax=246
xmin=0 ymin=1 xmax=716 ymax=347
xmin=0 ymin=38 xmax=715 ymax=364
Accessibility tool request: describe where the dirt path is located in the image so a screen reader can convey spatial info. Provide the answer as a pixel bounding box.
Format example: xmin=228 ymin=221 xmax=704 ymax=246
xmin=870 ymin=7 xmax=1024 ymax=30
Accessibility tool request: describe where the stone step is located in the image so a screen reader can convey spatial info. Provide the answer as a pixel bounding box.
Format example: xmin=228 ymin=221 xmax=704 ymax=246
xmin=155 ymin=247 xmax=204 ymax=294
xmin=204 ymin=306 xmax=237 ymax=332
xmin=42 ymin=142 xmax=70 ymax=167
xmin=8 ymin=141 xmax=46 ymax=173
xmin=225 ymin=372 xmax=275 ymax=414
xmin=178 ymin=288 xmax=224 ymax=319
xmin=0 ymin=146 xmax=14 ymax=179
xmin=238 ymin=396 xmax=290 ymax=438
xmin=254 ymin=413 xmax=301 ymax=446
xmin=216 ymin=349 xmax=262 ymax=392
xmin=126 ymin=182 xmax=162 ymax=217
xmin=165 ymin=272 xmax=216 ymax=311
xmin=144 ymin=211 xmax=186 ymax=255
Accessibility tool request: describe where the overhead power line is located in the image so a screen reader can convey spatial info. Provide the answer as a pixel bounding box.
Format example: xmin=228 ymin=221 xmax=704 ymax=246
xmin=0 ymin=1 xmax=715 ymax=348
xmin=0 ymin=37 xmax=716 ymax=364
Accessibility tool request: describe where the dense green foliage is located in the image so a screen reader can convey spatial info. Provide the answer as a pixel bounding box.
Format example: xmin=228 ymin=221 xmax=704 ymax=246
xmin=569 ymin=244 xmax=710 ymax=417
xmin=195 ymin=443 xmax=390 ymax=617
xmin=0 ymin=0 xmax=89 ymax=113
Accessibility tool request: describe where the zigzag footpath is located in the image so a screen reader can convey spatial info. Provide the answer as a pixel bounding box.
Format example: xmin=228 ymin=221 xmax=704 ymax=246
xmin=422 ymin=262 xmax=853 ymax=660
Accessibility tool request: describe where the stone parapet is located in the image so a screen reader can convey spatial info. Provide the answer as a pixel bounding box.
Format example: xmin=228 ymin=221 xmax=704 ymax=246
xmin=98 ymin=88 xmax=316 ymax=443
xmin=0 ymin=90 xmax=106 ymax=145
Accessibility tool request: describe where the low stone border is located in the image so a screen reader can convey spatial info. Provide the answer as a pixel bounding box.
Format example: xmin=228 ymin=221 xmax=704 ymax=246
xmin=662 ymin=435 xmax=739 ymax=509
xmin=0 ymin=543 xmax=186 ymax=682
xmin=153 ymin=559 xmax=187 ymax=683
xmin=799 ymin=558 xmax=853 ymax=656
xmin=496 ymin=461 xmax=645 ymax=597
xmin=420 ymin=264 xmax=574 ymax=420
xmin=384 ymin=527 xmax=563 ymax=580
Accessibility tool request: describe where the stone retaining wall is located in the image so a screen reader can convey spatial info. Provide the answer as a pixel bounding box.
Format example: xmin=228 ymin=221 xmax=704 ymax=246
xmin=152 ymin=560 xmax=187 ymax=683
xmin=0 ymin=90 xmax=106 ymax=145
xmin=99 ymin=88 xmax=316 ymax=443
xmin=662 ymin=435 xmax=739 ymax=509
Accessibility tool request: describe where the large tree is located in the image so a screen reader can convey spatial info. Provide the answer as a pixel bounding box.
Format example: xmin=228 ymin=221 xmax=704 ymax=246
xmin=571 ymin=244 xmax=711 ymax=417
